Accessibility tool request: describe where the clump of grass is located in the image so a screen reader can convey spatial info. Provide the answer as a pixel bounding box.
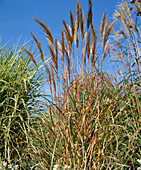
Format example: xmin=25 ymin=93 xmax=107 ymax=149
xmin=0 ymin=42 xmax=44 ymax=168
xmin=23 ymin=0 xmax=140 ymax=169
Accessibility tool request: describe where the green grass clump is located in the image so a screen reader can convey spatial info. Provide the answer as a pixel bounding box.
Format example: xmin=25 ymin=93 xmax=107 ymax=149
xmin=0 ymin=43 xmax=44 ymax=168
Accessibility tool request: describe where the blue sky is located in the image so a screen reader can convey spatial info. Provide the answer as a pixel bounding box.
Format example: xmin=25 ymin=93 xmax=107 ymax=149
xmin=0 ymin=0 xmax=126 ymax=96
xmin=0 ymin=0 xmax=121 ymax=46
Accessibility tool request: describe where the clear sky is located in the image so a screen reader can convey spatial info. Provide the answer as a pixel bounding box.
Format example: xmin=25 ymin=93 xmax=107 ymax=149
xmin=0 ymin=0 xmax=121 ymax=47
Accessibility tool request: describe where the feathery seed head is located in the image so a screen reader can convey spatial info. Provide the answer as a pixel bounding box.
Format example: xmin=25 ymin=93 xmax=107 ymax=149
xmin=33 ymin=17 xmax=54 ymax=44
xmin=30 ymin=32 xmax=44 ymax=63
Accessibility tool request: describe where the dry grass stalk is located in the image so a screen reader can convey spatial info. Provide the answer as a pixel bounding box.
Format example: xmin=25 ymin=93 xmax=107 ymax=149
xmin=79 ymin=5 xmax=85 ymax=75
xmin=102 ymin=20 xmax=110 ymax=49
xmin=33 ymin=17 xmax=54 ymax=45
xmin=45 ymin=64 xmax=52 ymax=86
xmin=114 ymin=8 xmax=130 ymax=37
xmin=102 ymin=20 xmax=116 ymax=66
xmin=100 ymin=10 xmax=106 ymax=41
xmin=30 ymin=32 xmax=44 ymax=62
xmin=50 ymin=64 xmax=56 ymax=97
xmin=91 ymin=41 xmax=96 ymax=68
xmin=63 ymin=66 xmax=67 ymax=110
xmin=63 ymin=20 xmax=72 ymax=41
xmin=103 ymin=20 xmax=116 ymax=48
xmin=76 ymin=3 xmax=80 ymax=76
xmin=24 ymin=48 xmax=38 ymax=67
xmin=76 ymin=1 xmax=80 ymax=49
xmin=61 ymin=31 xmax=65 ymax=63
xmin=91 ymin=23 xmax=96 ymax=41
xmin=91 ymin=23 xmax=97 ymax=68
xmin=86 ymin=31 xmax=91 ymax=60
xmin=114 ymin=40 xmax=123 ymax=51
xmin=48 ymin=44 xmax=58 ymax=73
xmin=84 ymin=44 xmax=86 ymax=66
xmin=55 ymin=38 xmax=58 ymax=72
xmin=45 ymin=64 xmax=53 ymax=99
xmin=80 ymin=4 xmax=85 ymax=40
xmin=70 ymin=11 xmax=75 ymax=39
xmin=87 ymin=0 xmax=93 ymax=29
xmin=101 ymin=44 xmax=109 ymax=64
xmin=64 ymin=48 xmax=70 ymax=81
xmin=63 ymin=20 xmax=73 ymax=55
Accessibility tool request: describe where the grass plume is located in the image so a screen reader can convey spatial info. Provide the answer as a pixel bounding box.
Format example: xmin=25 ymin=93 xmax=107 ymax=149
xmin=9 ymin=0 xmax=141 ymax=169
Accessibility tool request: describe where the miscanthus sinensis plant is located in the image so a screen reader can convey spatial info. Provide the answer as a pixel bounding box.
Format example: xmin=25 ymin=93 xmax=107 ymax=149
xmin=0 ymin=42 xmax=44 ymax=168
xmin=23 ymin=0 xmax=140 ymax=169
